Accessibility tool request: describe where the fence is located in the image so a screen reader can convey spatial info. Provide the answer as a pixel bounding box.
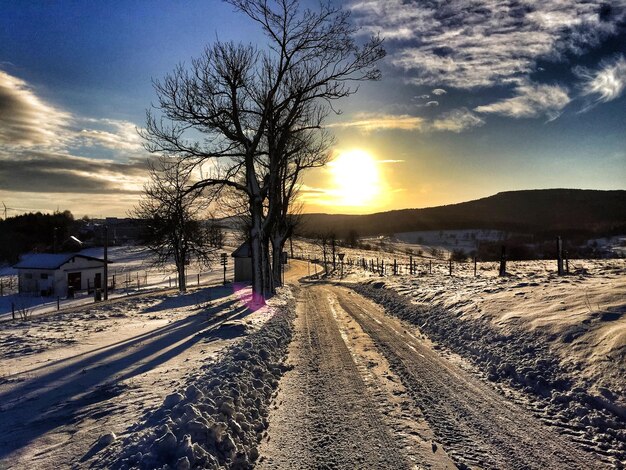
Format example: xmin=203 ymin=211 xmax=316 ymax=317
xmin=0 ymin=266 xmax=233 ymax=321
xmin=291 ymin=252 xmax=596 ymax=279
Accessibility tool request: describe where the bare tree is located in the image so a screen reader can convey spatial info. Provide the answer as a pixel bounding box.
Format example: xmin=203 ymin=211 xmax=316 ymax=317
xmin=141 ymin=0 xmax=384 ymax=299
xmin=132 ymin=158 xmax=216 ymax=292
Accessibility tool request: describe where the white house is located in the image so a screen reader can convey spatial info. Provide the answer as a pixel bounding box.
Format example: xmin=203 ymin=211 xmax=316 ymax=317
xmin=13 ymin=253 xmax=109 ymax=298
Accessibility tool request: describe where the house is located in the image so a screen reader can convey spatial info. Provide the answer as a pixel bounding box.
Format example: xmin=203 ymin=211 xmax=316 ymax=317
xmin=231 ymin=242 xmax=252 ymax=282
xmin=13 ymin=253 xmax=110 ymax=298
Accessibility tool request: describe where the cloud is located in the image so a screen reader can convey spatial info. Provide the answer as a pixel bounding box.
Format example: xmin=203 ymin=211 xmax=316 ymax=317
xmin=378 ymin=159 xmax=405 ymax=164
xmin=330 ymin=109 xmax=484 ymax=134
xmin=0 ymin=70 xmax=151 ymax=197
xmin=431 ymin=88 xmax=447 ymax=95
xmin=0 ymin=70 xmax=71 ymax=147
xmin=77 ymin=118 xmax=144 ymax=152
xmin=474 ymin=82 xmax=571 ymax=120
xmin=425 ymin=101 xmax=439 ymax=107
xmin=577 ymin=54 xmax=626 ymax=109
xmin=430 ymin=108 xmax=485 ymax=133
xmin=0 ymin=150 xmax=147 ymax=194
xmin=349 ymin=0 xmax=626 ymax=89
xmin=327 ymin=113 xmax=426 ymax=132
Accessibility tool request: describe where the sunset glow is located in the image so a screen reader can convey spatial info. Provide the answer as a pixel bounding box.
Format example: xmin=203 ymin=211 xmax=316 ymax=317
xmin=328 ymin=150 xmax=381 ymax=207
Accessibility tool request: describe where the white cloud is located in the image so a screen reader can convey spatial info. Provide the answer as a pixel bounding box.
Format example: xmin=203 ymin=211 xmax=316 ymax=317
xmin=431 ymin=88 xmax=447 ymax=95
xmin=425 ymin=101 xmax=439 ymax=107
xmin=577 ymin=54 xmax=626 ymax=108
xmin=474 ymin=83 xmax=571 ymax=120
xmin=78 ymin=119 xmax=144 ymax=152
xmin=349 ymin=0 xmax=625 ymax=89
xmin=430 ymin=108 xmax=485 ymax=133
xmin=329 ymin=109 xmax=484 ymax=134
xmin=327 ymin=113 xmax=426 ymax=132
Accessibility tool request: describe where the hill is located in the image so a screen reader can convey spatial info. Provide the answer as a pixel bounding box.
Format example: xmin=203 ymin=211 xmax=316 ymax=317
xmin=298 ymin=189 xmax=626 ymax=239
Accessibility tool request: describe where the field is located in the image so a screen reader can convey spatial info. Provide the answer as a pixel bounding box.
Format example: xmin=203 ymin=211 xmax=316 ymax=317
xmin=0 ymin=239 xmax=624 ymax=469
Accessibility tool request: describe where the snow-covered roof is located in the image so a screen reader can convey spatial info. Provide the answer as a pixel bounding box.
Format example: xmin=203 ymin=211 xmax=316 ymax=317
xmin=231 ymin=242 xmax=251 ymax=258
xmin=13 ymin=253 xmax=108 ymax=270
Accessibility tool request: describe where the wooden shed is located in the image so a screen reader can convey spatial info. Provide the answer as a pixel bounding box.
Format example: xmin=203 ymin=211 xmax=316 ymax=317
xmin=231 ymin=243 xmax=252 ymax=282
xmin=13 ymin=253 xmax=109 ymax=298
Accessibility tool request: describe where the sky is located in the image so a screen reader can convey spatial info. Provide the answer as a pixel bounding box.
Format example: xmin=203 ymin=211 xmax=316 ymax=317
xmin=0 ymin=0 xmax=625 ymax=218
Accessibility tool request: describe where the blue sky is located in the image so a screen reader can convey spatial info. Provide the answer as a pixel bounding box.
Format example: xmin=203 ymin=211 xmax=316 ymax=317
xmin=0 ymin=0 xmax=624 ymax=216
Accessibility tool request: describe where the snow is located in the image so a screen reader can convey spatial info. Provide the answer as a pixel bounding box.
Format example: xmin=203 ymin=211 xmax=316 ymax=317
xmin=346 ymin=259 xmax=626 ymax=464
xmin=0 ymin=278 xmax=287 ymax=469
xmin=89 ymin=287 xmax=295 ymax=469
xmin=0 ymin=244 xmax=237 ymax=321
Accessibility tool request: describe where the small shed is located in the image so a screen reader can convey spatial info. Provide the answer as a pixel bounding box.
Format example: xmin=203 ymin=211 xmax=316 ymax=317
xmin=232 ymin=243 xmax=252 ymax=282
xmin=13 ymin=253 xmax=109 ymax=297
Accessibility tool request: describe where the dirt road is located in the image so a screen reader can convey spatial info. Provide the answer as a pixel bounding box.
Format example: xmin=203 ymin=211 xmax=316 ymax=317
xmin=260 ymin=276 xmax=604 ymax=469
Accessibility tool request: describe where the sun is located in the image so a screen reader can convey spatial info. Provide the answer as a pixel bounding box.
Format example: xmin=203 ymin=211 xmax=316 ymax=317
xmin=328 ymin=149 xmax=381 ymax=207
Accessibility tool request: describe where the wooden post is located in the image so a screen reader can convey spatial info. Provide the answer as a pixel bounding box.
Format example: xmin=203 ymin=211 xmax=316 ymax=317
xmin=12 ymin=302 xmax=15 ymax=320
xmin=103 ymin=225 xmax=108 ymax=301
xmin=169 ymin=276 xmax=171 ymax=287
xmin=380 ymin=260 xmax=384 ymax=276
xmin=474 ymin=256 xmax=477 ymax=277
xmin=393 ymin=259 xmax=397 ymax=275
xmin=409 ymin=256 xmax=413 ymax=275
xmin=499 ymin=246 xmax=507 ymax=277
xmin=197 ymin=273 xmax=200 ymax=286
xmin=556 ymin=236 xmax=564 ymax=276
xmin=57 ymin=296 xmax=60 ymax=310
xmin=0 ymin=280 xmax=3 ymax=296
xmin=429 ymin=260 xmax=432 ymax=275
xmin=112 ymin=274 xmax=116 ymax=289
xmin=565 ymin=250 xmax=569 ymax=275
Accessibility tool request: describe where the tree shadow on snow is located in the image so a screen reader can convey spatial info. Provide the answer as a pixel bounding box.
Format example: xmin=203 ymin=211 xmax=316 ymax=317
xmin=0 ymin=293 xmax=255 ymax=459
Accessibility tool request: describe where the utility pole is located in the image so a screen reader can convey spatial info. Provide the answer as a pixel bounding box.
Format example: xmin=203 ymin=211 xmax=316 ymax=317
xmin=104 ymin=225 xmax=108 ymax=300
xmin=2 ymin=201 xmax=6 ymax=220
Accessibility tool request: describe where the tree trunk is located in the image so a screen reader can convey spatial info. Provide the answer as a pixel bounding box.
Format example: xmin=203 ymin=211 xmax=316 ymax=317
xmin=177 ymin=262 xmax=186 ymax=292
xmin=249 ymin=198 xmax=265 ymax=303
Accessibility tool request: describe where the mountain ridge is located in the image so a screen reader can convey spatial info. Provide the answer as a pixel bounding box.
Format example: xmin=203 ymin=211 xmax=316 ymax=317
xmin=298 ymin=189 xmax=626 ymax=238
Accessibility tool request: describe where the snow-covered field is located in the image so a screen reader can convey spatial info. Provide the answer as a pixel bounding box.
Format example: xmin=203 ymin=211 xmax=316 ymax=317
xmin=341 ymin=258 xmax=626 ymax=465
xmin=1 ymin=233 xmax=624 ymax=468
xmin=0 ymin=271 xmax=294 ymax=469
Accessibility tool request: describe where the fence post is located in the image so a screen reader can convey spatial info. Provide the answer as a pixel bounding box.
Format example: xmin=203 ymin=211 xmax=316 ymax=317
xmin=12 ymin=302 xmax=15 ymax=320
xmin=565 ymin=250 xmax=569 ymax=275
xmin=0 ymin=280 xmax=3 ymax=296
xmin=197 ymin=273 xmax=200 ymax=286
xmin=556 ymin=236 xmax=564 ymax=275
xmin=474 ymin=256 xmax=477 ymax=277
xmin=429 ymin=260 xmax=432 ymax=275
xmin=393 ymin=259 xmax=397 ymax=275
xmin=499 ymin=245 xmax=507 ymax=277
xmin=57 ymin=296 xmax=60 ymax=311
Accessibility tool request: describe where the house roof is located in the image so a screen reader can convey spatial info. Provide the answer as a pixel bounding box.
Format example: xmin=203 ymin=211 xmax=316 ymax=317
xmin=13 ymin=253 xmax=109 ymax=270
xmin=231 ymin=242 xmax=251 ymax=258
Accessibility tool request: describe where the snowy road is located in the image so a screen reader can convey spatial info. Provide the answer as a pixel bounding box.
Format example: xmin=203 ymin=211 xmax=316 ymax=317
xmin=260 ymin=276 xmax=605 ymax=469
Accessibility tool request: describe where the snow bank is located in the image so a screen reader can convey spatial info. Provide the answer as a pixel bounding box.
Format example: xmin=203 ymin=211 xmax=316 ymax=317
xmin=352 ymin=281 xmax=626 ymax=466
xmin=90 ymin=287 xmax=296 ymax=470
